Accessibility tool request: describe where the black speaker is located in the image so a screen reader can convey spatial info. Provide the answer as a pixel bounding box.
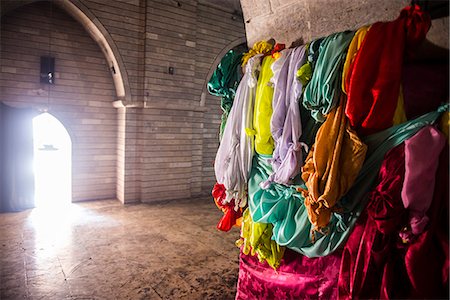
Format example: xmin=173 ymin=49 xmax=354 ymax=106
xmin=40 ymin=56 xmax=55 ymax=84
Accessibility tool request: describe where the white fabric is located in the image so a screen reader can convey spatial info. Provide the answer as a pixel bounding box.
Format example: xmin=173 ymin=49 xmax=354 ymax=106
xmin=214 ymin=54 xmax=262 ymax=209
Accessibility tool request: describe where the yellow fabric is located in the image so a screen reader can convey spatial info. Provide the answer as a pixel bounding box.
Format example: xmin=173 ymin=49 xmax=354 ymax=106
xmin=439 ymin=112 xmax=449 ymax=140
xmin=237 ymin=209 xmax=285 ymax=269
xmin=241 ymin=40 xmax=273 ymax=67
xmin=300 ymin=95 xmax=367 ymax=233
xmin=392 ymin=86 xmax=407 ymax=125
xmin=253 ymin=55 xmax=276 ymax=155
xmin=342 ymin=26 xmax=370 ymax=94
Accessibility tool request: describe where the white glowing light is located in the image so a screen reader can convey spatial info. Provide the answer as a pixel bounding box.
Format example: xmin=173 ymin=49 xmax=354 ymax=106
xmin=33 ymin=113 xmax=72 ymax=209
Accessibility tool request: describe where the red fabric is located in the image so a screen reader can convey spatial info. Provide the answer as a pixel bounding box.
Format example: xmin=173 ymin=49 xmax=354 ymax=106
xmin=271 ymin=43 xmax=286 ymax=58
xmin=339 ymin=144 xmax=407 ymax=299
xmin=236 ymin=248 xmax=341 ymax=299
xmin=212 ymin=183 xmax=242 ymax=232
xmin=345 ymin=5 xmax=431 ymax=136
xmin=339 ymin=144 xmax=449 ymax=299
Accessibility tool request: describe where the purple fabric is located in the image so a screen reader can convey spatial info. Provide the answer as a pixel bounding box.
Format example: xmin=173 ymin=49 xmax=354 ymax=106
xmin=400 ymin=125 xmax=445 ymax=241
xmin=262 ymin=46 xmax=307 ymax=188
xmin=402 ymin=62 xmax=449 ymax=120
xmin=236 ymin=248 xmax=341 ymax=299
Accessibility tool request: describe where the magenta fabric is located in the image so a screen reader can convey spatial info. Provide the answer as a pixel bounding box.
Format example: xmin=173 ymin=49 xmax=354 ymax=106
xmin=403 ymin=145 xmax=449 ymax=298
xmin=400 ymin=126 xmax=445 ymax=242
xmin=236 ymin=248 xmax=341 ymax=299
xmin=339 ymin=143 xmax=449 ymax=299
xmin=339 ymin=144 xmax=408 ymax=299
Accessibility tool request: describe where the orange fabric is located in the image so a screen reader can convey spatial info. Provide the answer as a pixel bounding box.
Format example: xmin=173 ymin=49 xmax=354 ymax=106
xmin=300 ymin=95 xmax=367 ymax=232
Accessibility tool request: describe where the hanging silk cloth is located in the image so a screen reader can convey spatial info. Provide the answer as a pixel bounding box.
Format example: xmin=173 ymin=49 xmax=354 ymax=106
xmin=214 ymin=54 xmax=262 ymax=211
xmin=300 ymin=95 xmax=367 ymax=233
xmin=207 ymin=50 xmax=244 ymax=139
xmin=248 ymin=104 xmax=447 ymax=258
xmin=399 ymin=125 xmax=445 ymax=242
xmin=339 ymin=142 xmax=449 ymax=299
xmin=242 ymin=40 xmax=273 ymax=67
xmin=302 ymin=31 xmax=354 ymax=122
xmin=253 ymin=55 xmax=276 ymax=155
xmin=338 ymin=144 xmax=407 ymax=300
xmin=262 ymin=45 xmax=308 ymax=188
xmin=341 ymin=26 xmax=370 ymax=94
xmin=237 ymin=208 xmax=285 ymax=269
xmin=345 ymin=5 xmax=431 ymax=135
xmin=297 ymin=38 xmax=324 ymax=86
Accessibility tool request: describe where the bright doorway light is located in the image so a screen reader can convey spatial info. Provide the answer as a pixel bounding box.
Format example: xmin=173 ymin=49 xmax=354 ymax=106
xmin=33 ymin=113 xmax=72 ymax=209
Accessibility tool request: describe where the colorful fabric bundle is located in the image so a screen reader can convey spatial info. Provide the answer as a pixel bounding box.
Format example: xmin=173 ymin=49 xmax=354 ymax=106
xmin=300 ymin=96 xmax=367 ymax=233
xmin=237 ymin=208 xmax=285 ymax=269
xmin=400 ymin=125 xmax=445 ymax=242
xmin=302 ymin=31 xmax=354 ymax=122
xmin=207 ymin=49 xmax=244 ymax=139
xmin=345 ymin=5 xmax=431 ymax=135
xmin=242 ymin=40 xmax=273 ymax=67
xmin=248 ymin=104 xmax=446 ymax=258
xmin=214 ymin=55 xmax=262 ymax=229
xmin=262 ymin=45 xmax=307 ymax=188
xmin=253 ymin=55 xmax=276 ymax=155
xmin=339 ymin=141 xmax=449 ymax=299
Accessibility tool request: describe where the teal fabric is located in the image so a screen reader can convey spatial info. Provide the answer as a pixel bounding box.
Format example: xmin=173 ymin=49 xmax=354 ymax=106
xmin=302 ymin=31 xmax=355 ymax=122
xmin=207 ymin=50 xmax=244 ymax=139
xmin=248 ymin=104 xmax=447 ymax=258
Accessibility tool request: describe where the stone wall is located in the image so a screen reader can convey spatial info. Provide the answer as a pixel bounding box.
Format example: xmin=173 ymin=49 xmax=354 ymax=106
xmin=240 ymin=0 xmax=448 ymax=49
xmin=1 ymin=0 xmax=247 ymax=203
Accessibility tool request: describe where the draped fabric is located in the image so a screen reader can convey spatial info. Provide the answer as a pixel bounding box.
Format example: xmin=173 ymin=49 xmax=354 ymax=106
xmin=402 ymin=62 xmax=449 ymax=120
xmin=345 ymin=5 xmax=431 ymax=135
xmin=339 ymin=143 xmax=449 ymax=300
xmin=253 ymin=55 xmax=276 ymax=155
xmin=302 ymin=31 xmax=354 ymax=122
xmin=248 ymin=104 xmax=446 ymax=258
xmin=296 ymin=38 xmax=324 ymax=87
xmin=392 ymin=86 xmax=408 ymax=125
xmin=238 ymin=208 xmax=285 ymax=269
xmin=399 ymin=125 xmax=445 ymax=242
xmin=341 ymin=26 xmax=370 ymax=94
xmin=300 ymin=96 xmax=367 ymax=232
xmin=214 ymin=54 xmax=262 ymax=211
xmin=0 ymin=102 xmax=37 ymax=212
xmin=262 ymin=46 xmax=307 ymax=188
xmin=236 ymin=248 xmax=341 ymax=300
xmin=207 ymin=50 xmax=244 ymax=139
xmin=403 ymin=145 xmax=449 ymax=299
xmin=242 ymin=40 xmax=273 ymax=67
xmin=338 ymin=144 xmax=407 ymax=299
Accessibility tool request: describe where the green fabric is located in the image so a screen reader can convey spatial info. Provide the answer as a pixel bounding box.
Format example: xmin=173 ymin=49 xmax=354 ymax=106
xmin=207 ymin=50 xmax=244 ymax=139
xmin=248 ymin=104 xmax=447 ymax=258
xmin=302 ymin=32 xmax=354 ymax=122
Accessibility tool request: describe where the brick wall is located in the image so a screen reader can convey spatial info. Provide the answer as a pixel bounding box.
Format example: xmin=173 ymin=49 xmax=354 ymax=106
xmin=1 ymin=0 xmax=246 ymax=203
xmin=1 ymin=2 xmax=117 ymax=202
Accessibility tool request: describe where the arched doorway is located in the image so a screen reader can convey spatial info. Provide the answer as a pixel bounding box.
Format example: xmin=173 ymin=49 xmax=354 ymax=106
xmin=33 ymin=113 xmax=72 ymax=208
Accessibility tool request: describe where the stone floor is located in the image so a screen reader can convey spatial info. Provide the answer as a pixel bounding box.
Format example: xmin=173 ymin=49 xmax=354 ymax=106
xmin=0 ymin=198 xmax=241 ymax=299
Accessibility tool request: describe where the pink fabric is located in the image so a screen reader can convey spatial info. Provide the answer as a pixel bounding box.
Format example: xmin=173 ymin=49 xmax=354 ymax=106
xmin=400 ymin=126 xmax=445 ymax=242
xmin=404 ymin=145 xmax=449 ymax=298
xmin=236 ymin=249 xmax=341 ymax=299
